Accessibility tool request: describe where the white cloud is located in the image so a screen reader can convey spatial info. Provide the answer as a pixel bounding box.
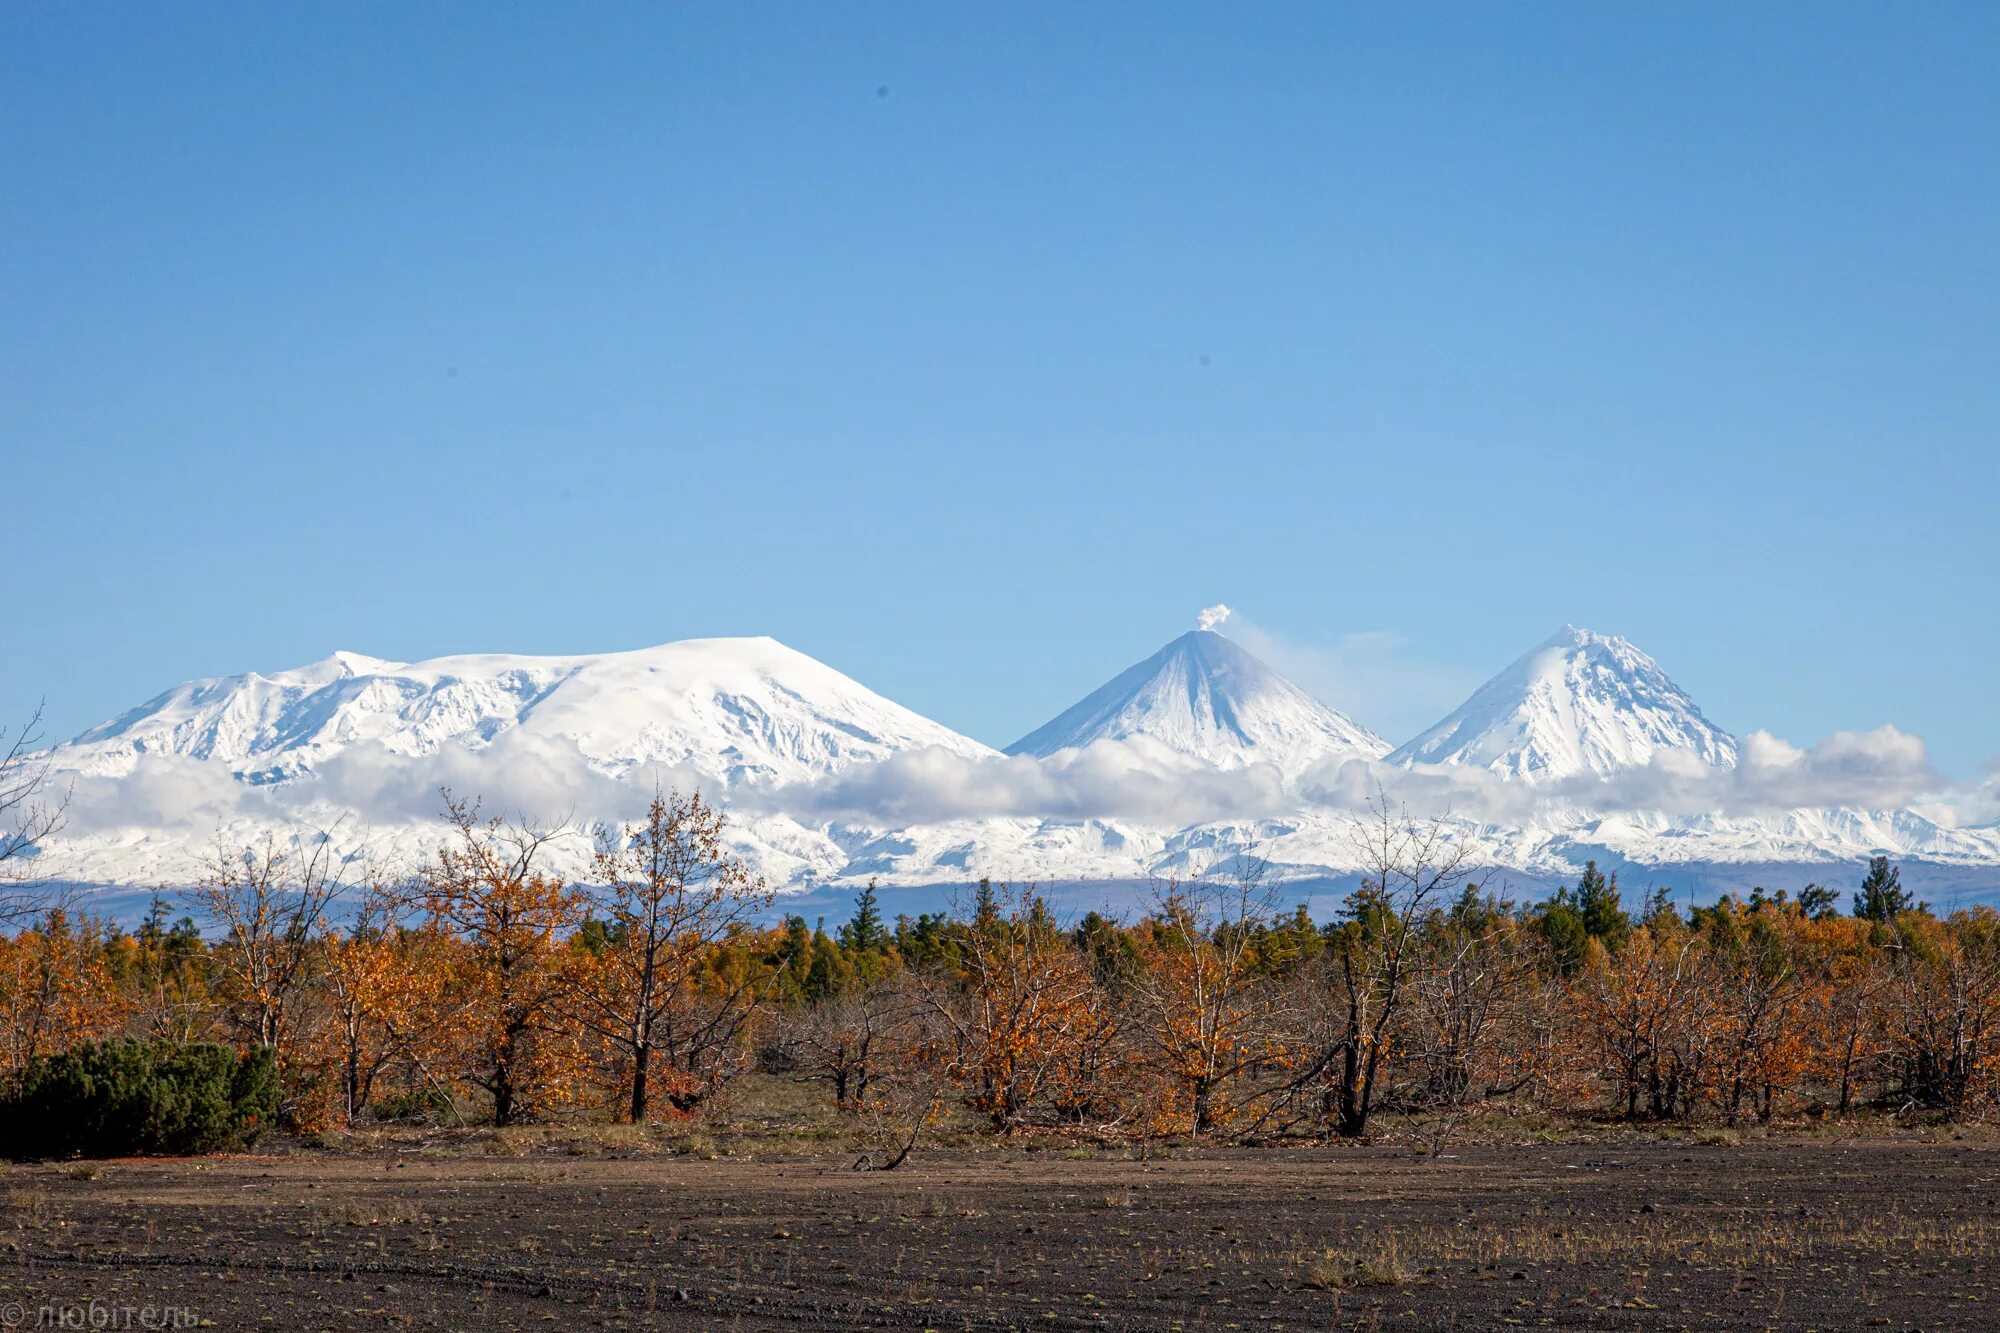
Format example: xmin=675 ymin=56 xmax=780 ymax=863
xmin=63 ymin=755 xmax=252 ymax=832
xmin=753 ymin=738 xmax=1294 ymax=827
xmin=1294 ymin=725 xmax=1942 ymax=823
xmin=52 ymin=724 xmax=1974 ymax=854
xmin=757 ymin=723 xmax=1951 ymax=828
xmin=60 ymin=733 xmax=710 ymax=847
xmin=1931 ymin=758 xmax=2000 ymax=828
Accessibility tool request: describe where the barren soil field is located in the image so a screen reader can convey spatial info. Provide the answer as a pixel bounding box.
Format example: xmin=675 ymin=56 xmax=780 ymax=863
xmin=4 ymin=1136 xmax=1996 ymax=1331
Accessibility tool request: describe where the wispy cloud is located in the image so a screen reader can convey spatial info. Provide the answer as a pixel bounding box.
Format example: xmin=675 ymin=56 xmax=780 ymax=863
xmin=1221 ymin=617 xmax=1486 ymax=745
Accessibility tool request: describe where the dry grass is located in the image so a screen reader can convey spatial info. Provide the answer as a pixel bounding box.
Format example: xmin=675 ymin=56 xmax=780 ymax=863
xmin=299 ymin=1200 xmax=439 ymax=1236
xmin=1299 ymin=1238 xmax=1413 ymax=1290
xmin=4 ymin=1184 xmax=47 ymax=1219
xmin=672 ymin=1130 xmax=721 ymax=1160
xmin=1270 ymin=1208 xmax=2000 ymax=1279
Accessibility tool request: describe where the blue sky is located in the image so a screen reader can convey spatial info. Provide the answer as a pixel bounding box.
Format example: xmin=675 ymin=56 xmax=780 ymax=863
xmin=5 ymin=3 xmax=1996 ymax=774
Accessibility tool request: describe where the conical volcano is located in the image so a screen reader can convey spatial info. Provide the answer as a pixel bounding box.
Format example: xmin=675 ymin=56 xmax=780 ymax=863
xmin=1006 ymin=629 xmax=1389 ymax=777
xmin=1387 ymin=625 xmax=1737 ymax=780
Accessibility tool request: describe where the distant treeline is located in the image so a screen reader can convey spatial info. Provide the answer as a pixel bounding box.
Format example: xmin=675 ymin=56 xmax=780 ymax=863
xmin=2 ymin=789 xmax=1996 ymax=1155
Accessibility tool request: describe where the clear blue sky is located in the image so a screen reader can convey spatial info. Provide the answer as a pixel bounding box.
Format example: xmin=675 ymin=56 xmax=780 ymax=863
xmin=5 ymin=3 xmax=1996 ymax=774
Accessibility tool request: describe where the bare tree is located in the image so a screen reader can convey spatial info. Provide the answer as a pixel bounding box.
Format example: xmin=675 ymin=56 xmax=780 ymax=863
xmin=0 ymin=703 xmax=68 ymax=925
xmin=783 ymin=978 xmax=912 ymax=1111
xmin=835 ymin=966 xmax=963 ymax=1171
xmin=1325 ymin=795 xmax=1475 ymax=1136
xmin=850 ymin=999 xmax=952 ymax=1172
xmin=190 ymin=825 xmax=352 ymax=1122
xmin=1395 ymin=886 xmax=1539 ymax=1152
xmin=1261 ymin=793 xmax=1476 ymax=1139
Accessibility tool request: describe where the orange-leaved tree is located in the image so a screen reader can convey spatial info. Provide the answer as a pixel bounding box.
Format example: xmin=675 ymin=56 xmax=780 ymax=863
xmin=922 ymin=883 xmax=1100 ymax=1132
xmin=1700 ymin=901 xmax=1813 ymax=1125
xmin=564 ymin=788 xmax=772 ymax=1123
xmin=0 ymin=909 xmax=126 ymax=1077
xmin=417 ymin=795 xmax=584 ymax=1126
xmin=1131 ymin=859 xmax=1289 ymax=1137
xmin=323 ymin=876 xmax=461 ymax=1124
xmin=1574 ymin=917 xmax=1709 ymax=1120
xmin=1885 ymin=907 xmax=2000 ymax=1117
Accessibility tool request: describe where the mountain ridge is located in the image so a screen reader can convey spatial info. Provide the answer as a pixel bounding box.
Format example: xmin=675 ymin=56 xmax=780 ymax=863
xmin=59 ymin=635 xmax=995 ymax=787
xmin=27 ymin=625 xmax=2000 ymax=899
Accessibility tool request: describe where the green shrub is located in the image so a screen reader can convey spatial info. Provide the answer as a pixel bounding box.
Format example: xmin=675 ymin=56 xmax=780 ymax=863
xmin=0 ymin=1039 xmax=279 ymax=1160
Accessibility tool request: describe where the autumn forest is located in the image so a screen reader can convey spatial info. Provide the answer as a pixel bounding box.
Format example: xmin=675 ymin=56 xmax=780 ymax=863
xmin=4 ymin=787 xmax=1996 ymax=1161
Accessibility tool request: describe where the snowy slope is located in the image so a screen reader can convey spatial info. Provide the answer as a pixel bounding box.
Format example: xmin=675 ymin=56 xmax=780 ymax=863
xmin=1006 ymin=630 xmax=1389 ymax=776
xmin=59 ymin=637 xmax=994 ymax=788
xmin=43 ymin=637 xmax=1003 ymax=892
xmin=1387 ymin=626 xmax=1737 ymax=780
xmin=30 ymin=626 xmax=2000 ymax=902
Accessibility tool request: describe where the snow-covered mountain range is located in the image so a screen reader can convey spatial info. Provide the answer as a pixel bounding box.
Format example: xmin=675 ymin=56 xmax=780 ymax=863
xmin=27 ymin=625 xmax=2000 ymax=905
xmin=62 ymin=637 xmax=993 ymax=787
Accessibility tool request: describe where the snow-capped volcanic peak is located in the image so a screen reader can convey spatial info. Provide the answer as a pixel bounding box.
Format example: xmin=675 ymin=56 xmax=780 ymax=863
xmin=1005 ymin=629 xmax=1390 ymax=775
xmin=1387 ymin=625 xmax=1738 ymax=781
xmin=59 ymin=636 xmax=994 ymax=787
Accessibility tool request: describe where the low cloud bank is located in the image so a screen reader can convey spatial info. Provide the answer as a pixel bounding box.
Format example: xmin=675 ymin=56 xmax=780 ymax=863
xmin=753 ymin=737 xmax=1291 ymax=827
xmin=61 ymin=730 xmax=709 ymax=844
xmin=770 ymin=724 xmax=1947 ymax=828
xmin=1550 ymin=727 xmax=1941 ymax=818
xmin=55 ymin=723 xmax=1978 ymax=848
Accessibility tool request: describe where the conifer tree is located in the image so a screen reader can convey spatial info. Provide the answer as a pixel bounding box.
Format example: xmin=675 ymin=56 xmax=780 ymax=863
xmin=838 ymin=880 xmax=890 ymax=955
xmin=803 ymin=921 xmax=850 ymax=1000
xmin=1575 ymin=861 xmax=1631 ymax=951
xmin=1537 ymin=886 xmax=1589 ymax=975
xmin=1852 ymin=856 xmax=1911 ymax=922
xmin=892 ymin=912 xmax=952 ymax=967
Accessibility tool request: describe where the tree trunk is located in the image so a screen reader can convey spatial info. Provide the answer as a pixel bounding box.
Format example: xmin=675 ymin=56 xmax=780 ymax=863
xmin=1837 ymin=1027 xmax=1858 ymax=1114
xmin=493 ymin=1077 xmax=515 ymax=1127
xmin=630 ymin=1041 xmax=651 ymax=1124
xmin=493 ymin=1026 xmax=520 ymax=1127
xmin=1335 ymin=1043 xmax=1367 ymax=1138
